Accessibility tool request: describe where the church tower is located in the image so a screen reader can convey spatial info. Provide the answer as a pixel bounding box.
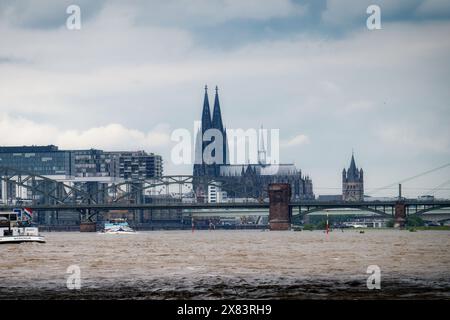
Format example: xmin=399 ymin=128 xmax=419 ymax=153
xmin=342 ymin=153 xmax=364 ymax=201
xmin=212 ymin=86 xmax=228 ymax=167
xmin=193 ymin=85 xmax=229 ymax=179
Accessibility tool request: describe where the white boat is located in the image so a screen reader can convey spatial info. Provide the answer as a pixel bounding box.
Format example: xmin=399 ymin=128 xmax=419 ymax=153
xmin=0 ymin=211 xmax=45 ymax=244
xmin=100 ymin=218 xmax=136 ymax=234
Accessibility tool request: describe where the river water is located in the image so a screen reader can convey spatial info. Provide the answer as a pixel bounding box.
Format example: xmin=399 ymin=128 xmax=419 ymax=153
xmin=1 ymin=230 xmax=449 ymax=299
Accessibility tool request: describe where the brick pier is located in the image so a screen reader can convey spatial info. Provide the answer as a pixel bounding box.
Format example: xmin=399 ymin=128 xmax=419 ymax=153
xmin=268 ymin=183 xmax=292 ymax=231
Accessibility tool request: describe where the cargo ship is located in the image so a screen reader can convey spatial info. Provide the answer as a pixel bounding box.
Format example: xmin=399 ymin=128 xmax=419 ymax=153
xmin=0 ymin=210 xmax=45 ymax=244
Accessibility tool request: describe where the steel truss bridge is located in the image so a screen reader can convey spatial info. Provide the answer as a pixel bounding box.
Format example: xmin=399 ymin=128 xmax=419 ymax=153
xmin=294 ymin=200 xmax=450 ymax=217
xmin=0 ymin=166 xmax=262 ymax=205
xmin=1 ymin=166 xmax=450 ymax=223
xmin=1 ymin=200 xmax=449 ymax=215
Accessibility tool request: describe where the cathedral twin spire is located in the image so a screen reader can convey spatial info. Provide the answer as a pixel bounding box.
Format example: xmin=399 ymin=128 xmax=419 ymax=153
xmin=212 ymin=86 xmax=224 ymax=131
xmin=200 ymin=85 xmax=228 ymax=166
xmin=202 ymin=85 xmax=224 ymax=132
xmin=201 ymin=85 xmax=212 ymax=133
xmin=200 ymin=85 xmax=266 ymax=167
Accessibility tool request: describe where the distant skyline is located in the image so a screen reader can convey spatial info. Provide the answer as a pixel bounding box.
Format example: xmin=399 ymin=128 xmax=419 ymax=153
xmin=0 ymin=0 xmax=449 ymax=198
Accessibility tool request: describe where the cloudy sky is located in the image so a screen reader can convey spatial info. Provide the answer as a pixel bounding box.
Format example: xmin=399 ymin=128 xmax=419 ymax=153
xmin=0 ymin=0 xmax=449 ymax=198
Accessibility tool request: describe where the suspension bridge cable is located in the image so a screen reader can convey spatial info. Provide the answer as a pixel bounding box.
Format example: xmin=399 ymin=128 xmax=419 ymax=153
xmin=430 ymin=178 xmax=450 ymax=195
xmin=366 ymin=161 xmax=450 ymax=195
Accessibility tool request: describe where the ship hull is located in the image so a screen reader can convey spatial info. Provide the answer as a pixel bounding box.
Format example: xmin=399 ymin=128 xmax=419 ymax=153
xmin=0 ymin=235 xmax=46 ymax=244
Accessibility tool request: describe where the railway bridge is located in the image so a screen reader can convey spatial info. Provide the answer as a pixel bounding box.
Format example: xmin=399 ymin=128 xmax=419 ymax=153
xmin=1 ymin=166 xmax=450 ymax=230
xmin=1 ymin=187 xmax=449 ymax=230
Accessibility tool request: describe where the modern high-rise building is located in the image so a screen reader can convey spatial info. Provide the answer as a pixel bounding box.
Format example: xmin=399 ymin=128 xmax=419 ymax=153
xmin=71 ymin=149 xmax=112 ymax=177
xmin=342 ymin=153 xmax=364 ymax=201
xmin=106 ymin=151 xmax=163 ymax=180
xmin=193 ymin=85 xmax=314 ymax=201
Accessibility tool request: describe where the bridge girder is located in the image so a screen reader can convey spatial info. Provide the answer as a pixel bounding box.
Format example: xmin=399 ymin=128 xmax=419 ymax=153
xmin=0 ymin=166 xmax=96 ymax=205
xmin=411 ymin=205 xmax=449 ymax=216
xmin=2 ymin=166 xmax=450 ymax=223
xmin=294 ymin=205 xmax=393 ymax=218
xmin=1 ymin=166 xmax=262 ymax=206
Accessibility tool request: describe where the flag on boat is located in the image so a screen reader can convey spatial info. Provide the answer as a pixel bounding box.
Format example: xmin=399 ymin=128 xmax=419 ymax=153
xmin=23 ymin=208 xmax=33 ymax=220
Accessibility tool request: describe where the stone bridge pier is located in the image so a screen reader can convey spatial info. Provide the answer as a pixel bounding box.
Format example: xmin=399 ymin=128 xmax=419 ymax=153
xmin=394 ymin=201 xmax=406 ymax=228
xmin=268 ymin=183 xmax=292 ymax=231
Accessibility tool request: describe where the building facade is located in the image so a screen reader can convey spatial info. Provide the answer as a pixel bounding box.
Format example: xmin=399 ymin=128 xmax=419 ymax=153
xmin=193 ymin=85 xmax=314 ymax=201
xmin=207 ymin=181 xmax=227 ymax=203
xmin=71 ymin=149 xmax=112 ymax=177
xmin=0 ymin=146 xmax=163 ymax=180
xmin=0 ymin=145 xmax=73 ymax=176
xmin=106 ymin=151 xmax=163 ymax=180
xmin=342 ymin=153 xmax=364 ymax=201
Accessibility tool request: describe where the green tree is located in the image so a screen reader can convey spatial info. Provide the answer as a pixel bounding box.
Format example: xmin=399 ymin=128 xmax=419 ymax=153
xmin=315 ymin=220 xmax=328 ymax=230
xmin=406 ymin=215 xmax=424 ymax=227
xmin=386 ymin=219 xmax=395 ymax=228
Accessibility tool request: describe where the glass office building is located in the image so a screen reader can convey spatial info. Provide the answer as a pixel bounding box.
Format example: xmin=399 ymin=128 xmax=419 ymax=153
xmin=0 ymin=145 xmax=73 ymax=176
xmin=0 ymin=146 xmax=163 ymax=179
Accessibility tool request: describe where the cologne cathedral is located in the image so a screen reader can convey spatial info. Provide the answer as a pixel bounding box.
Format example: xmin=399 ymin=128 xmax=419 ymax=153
xmin=193 ymin=85 xmax=314 ymax=201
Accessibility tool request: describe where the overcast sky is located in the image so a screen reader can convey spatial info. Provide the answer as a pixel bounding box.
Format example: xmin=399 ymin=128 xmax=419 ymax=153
xmin=0 ymin=0 xmax=449 ymax=198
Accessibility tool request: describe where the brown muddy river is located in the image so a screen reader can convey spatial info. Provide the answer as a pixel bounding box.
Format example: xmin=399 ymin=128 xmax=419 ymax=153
xmin=1 ymin=229 xmax=449 ymax=299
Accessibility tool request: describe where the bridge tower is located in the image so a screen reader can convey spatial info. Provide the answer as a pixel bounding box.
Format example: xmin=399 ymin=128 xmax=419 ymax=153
xmin=342 ymin=152 xmax=364 ymax=201
xmin=268 ymin=183 xmax=291 ymax=230
xmin=394 ymin=184 xmax=406 ymax=228
xmin=394 ymin=202 xmax=406 ymax=228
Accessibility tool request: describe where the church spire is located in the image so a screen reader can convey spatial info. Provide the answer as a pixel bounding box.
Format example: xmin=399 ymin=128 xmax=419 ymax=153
xmin=347 ymin=152 xmax=358 ymax=180
xmin=212 ymin=86 xmax=224 ymax=131
xmin=201 ymin=85 xmax=212 ymax=133
xmin=342 ymin=151 xmax=364 ymax=201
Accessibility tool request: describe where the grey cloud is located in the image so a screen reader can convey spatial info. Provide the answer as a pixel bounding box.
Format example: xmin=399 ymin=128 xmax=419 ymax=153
xmin=0 ymin=55 xmax=30 ymax=64
xmin=415 ymin=0 xmax=450 ymax=19
xmin=321 ymin=0 xmax=450 ymax=29
xmin=0 ymin=1 xmax=449 ymax=197
xmin=131 ymin=0 xmax=306 ymax=27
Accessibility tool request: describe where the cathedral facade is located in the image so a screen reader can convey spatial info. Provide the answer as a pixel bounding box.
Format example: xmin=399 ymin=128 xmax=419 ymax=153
xmin=342 ymin=153 xmax=364 ymax=201
xmin=193 ymin=85 xmax=314 ymax=201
